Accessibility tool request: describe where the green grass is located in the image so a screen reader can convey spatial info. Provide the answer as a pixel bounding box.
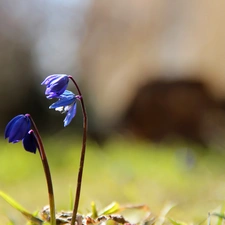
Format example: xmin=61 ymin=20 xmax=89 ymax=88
xmin=1 ymin=135 xmax=225 ymax=224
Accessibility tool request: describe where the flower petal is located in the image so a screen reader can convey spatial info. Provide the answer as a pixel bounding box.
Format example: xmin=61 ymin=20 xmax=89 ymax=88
xmin=5 ymin=115 xmax=31 ymax=143
xmin=41 ymin=74 xmax=69 ymax=98
xmin=49 ymin=90 xmax=76 ymax=109
xmin=4 ymin=115 xmax=24 ymax=139
xmin=41 ymin=74 xmax=58 ymax=85
xmin=57 ymin=90 xmax=75 ymax=98
xmin=23 ymin=130 xmax=37 ymax=154
xmin=64 ymin=103 xmax=77 ymax=127
xmin=49 ymin=97 xmax=76 ymax=109
xmin=9 ymin=120 xmax=30 ymax=142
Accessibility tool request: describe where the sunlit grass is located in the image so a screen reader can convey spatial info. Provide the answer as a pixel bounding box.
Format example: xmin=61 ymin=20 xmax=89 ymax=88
xmin=1 ymin=135 xmax=225 ymax=224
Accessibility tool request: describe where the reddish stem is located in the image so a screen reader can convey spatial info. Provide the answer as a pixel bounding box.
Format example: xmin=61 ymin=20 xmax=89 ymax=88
xmin=68 ymin=76 xmax=88 ymax=225
xmin=27 ymin=114 xmax=56 ymax=225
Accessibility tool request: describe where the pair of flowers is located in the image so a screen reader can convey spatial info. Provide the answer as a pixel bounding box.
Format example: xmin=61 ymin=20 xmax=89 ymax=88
xmin=4 ymin=74 xmax=79 ymax=153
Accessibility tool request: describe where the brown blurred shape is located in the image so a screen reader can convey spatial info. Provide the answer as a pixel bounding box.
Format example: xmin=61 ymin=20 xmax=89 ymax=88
xmin=122 ymin=78 xmax=223 ymax=145
xmin=78 ymin=0 xmax=225 ymax=145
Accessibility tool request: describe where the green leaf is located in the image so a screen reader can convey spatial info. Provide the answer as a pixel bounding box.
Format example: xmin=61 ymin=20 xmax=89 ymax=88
xmin=155 ymin=202 xmax=176 ymax=225
xmin=98 ymin=202 xmax=120 ymax=215
xmin=91 ymin=201 xmax=98 ymax=219
xmin=213 ymin=213 xmax=225 ymax=219
xmin=0 ymin=190 xmax=43 ymax=225
xmin=168 ymin=218 xmax=187 ymax=225
xmin=214 ymin=204 xmax=225 ymax=225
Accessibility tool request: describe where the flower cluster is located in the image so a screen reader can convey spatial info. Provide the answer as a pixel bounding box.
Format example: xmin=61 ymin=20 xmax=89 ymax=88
xmin=4 ymin=114 xmax=37 ymax=153
xmin=41 ymin=74 xmax=78 ymax=127
xmin=4 ymin=73 xmax=87 ymax=225
xmin=4 ymin=74 xmax=79 ymax=152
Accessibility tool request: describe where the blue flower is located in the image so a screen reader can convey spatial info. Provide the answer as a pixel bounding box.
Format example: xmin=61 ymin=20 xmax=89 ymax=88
xmin=23 ymin=130 xmax=37 ymax=154
xmin=41 ymin=74 xmax=69 ymax=99
xmin=49 ymin=90 xmax=77 ymax=127
xmin=5 ymin=115 xmax=31 ymax=143
xmin=5 ymin=114 xmax=37 ymax=153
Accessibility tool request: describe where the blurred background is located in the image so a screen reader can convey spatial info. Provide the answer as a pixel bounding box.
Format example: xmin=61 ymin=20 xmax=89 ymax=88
xmin=1 ymin=0 xmax=225 ymax=224
xmin=1 ymin=0 xmax=225 ymax=146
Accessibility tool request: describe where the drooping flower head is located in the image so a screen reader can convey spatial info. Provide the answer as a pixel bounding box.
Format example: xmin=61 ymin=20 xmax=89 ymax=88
xmin=23 ymin=130 xmax=38 ymax=154
xmin=41 ymin=74 xmax=69 ymax=99
xmin=5 ymin=114 xmax=31 ymax=143
xmin=4 ymin=114 xmax=37 ymax=153
xmin=49 ymin=90 xmax=78 ymax=127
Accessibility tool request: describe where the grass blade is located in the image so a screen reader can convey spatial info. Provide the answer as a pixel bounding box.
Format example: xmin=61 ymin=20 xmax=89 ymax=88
xmin=98 ymin=202 xmax=120 ymax=215
xmin=0 ymin=190 xmax=43 ymax=225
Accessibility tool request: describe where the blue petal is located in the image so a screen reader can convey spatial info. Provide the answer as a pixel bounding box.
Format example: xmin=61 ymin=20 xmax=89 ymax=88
xmin=9 ymin=118 xmax=31 ymax=143
xmin=49 ymin=90 xmax=76 ymax=108
xmin=64 ymin=103 xmax=77 ymax=127
xmin=5 ymin=115 xmax=31 ymax=143
xmin=23 ymin=131 xmax=37 ymax=154
xmin=41 ymin=74 xmax=59 ymax=85
xmin=42 ymin=74 xmax=69 ymax=98
xmin=41 ymin=74 xmax=68 ymax=86
xmin=49 ymin=97 xmax=76 ymax=109
xmin=4 ymin=115 xmax=24 ymax=139
xmin=58 ymin=90 xmax=75 ymax=98
xmin=45 ymin=91 xmax=60 ymax=99
xmin=49 ymin=75 xmax=68 ymax=87
xmin=47 ymin=88 xmax=68 ymax=98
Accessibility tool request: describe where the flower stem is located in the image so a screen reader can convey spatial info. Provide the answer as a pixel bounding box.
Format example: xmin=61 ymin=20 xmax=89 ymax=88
xmin=27 ymin=114 xmax=56 ymax=225
xmin=69 ymin=76 xmax=88 ymax=225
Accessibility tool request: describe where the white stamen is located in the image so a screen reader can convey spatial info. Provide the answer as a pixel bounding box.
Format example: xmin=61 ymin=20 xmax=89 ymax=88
xmin=55 ymin=105 xmax=72 ymax=114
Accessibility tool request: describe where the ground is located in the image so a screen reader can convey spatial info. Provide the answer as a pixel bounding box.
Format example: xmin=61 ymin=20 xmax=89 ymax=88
xmin=0 ymin=135 xmax=225 ymax=224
